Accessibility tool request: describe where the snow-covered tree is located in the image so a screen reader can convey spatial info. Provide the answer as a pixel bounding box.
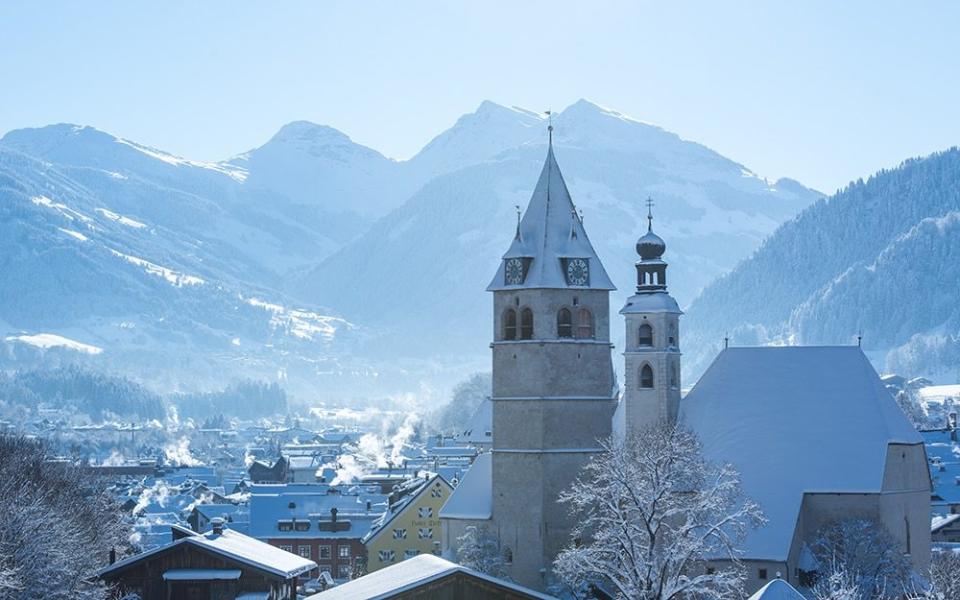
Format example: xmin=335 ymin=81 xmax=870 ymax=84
xmin=809 ymin=519 xmax=913 ymax=600
xmin=456 ymin=525 xmax=510 ymax=579
xmin=553 ymin=424 xmax=764 ymax=600
xmin=0 ymin=435 xmax=130 ymax=599
xmin=905 ymin=551 xmax=960 ymax=600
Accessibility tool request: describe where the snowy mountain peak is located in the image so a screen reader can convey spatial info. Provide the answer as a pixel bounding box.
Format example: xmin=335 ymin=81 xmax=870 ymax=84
xmin=268 ymin=120 xmax=356 ymax=148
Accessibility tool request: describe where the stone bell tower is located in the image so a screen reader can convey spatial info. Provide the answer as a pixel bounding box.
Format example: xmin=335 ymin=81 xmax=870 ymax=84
xmin=619 ymin=200 xmax=682 ymax=433
xmin=485 ymin=129 xmax=617 ymax=590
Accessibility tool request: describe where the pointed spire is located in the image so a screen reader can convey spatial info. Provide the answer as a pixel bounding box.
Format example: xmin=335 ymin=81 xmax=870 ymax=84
xmin=545 ymin=110 xmax=553 ymax=147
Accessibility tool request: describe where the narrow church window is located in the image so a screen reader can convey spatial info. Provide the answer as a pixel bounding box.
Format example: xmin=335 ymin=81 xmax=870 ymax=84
xmin=520 ymin=308 xmax=534 ymax=340
xmin=578 ymin=308 xmax=594 ymax=338
xmin=503 ymin=309 xmax=517 ymax=340
xmin=557 ymin=308 xmax=573 ymax=338
xmin=640 ymin=364 xmax=654 ymax=389
xmin=670 ymin=362 xmax=678 ymax=388
xmin=639 ymin=323 xmax=653 ymax=347
xmin=758 ymin=569 xmax=768 ymax=580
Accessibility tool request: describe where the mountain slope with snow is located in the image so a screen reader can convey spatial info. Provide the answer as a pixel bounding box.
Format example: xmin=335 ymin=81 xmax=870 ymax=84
xmin=295 ymin=100 xmax=822 ymax=359
xmin=683 ymin=148 xmax=960 ymax=382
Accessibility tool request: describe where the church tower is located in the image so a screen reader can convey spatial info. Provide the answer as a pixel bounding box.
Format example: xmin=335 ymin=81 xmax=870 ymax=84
xmin=619 ymin=202 xmax=682 ymax=432
xmin=485 ymin=130 xmax=617 ymax=590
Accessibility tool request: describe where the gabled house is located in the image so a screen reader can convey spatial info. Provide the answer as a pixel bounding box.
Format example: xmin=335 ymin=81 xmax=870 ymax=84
xmin=98 ymin=519 xmax=315 ymax=600
xmin=363 ymin=474 xmax=453 ymax=573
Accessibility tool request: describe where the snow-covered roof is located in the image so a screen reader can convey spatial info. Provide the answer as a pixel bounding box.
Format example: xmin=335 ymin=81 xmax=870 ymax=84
xmin=462 ymin=399 xmax=492 ymax=444
xmin=439 ymin=452 xmax=492 ymax=520
xmin=487 ymin=144 xmax=615 ymax=291
xmin=747 ymin=579 xmax=805 ymax=600
xmin=619 ymin=291 xmax=682 ymax=314
xmin=248 ymin=489 xmax=386 ymax=539
xmin=924 ymin=429 xmax=960 ymax=507
xmin=99 ymin=524 xmax=316 ymax=579
xmin=305 ymin=554 xmax=556 ymax=600
xmin=932 ymin=513 xmax=960 ymax=532
xmin=682 ymin=346 xmax=923 ymax=562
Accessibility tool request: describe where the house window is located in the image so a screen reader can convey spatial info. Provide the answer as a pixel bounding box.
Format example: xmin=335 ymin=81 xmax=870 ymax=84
xmin=577 ymin=308 xmax=594 ymax=338
xmin=430 ymin=486 xmax=443 ymax=498
xmin=640 ymin=364 xmax=654 ymax=389
xmin=279 ymin=544 xmax=293 ymax=553
xmin=393 ymin=528 xmax=408 ymax=539
xmin=639 ymin=323 xmax=653 ymax=346
xmin=706 ymin=567 xmax=715 ymax=575
xmin=337 ymin=564 xmax=352 ymax=579
xmin=405 ymin=549 xmax=420 ymax=559
xmin=277 ymin=521 xmax=293 ymax=532
xmin=520 ymin=308 xmax=534 ymax=339
xmin=418 ymin=528 xmax=433 ymax=539
xmin=317 ymin=564 xmax=332 ymax=576
xmin=557 ymin=308 xmax=573 ymax=338
xmin=295 ymin=521 xmax=310 ymax=531
xmin=503 ymin=309 xmax=517 ymax=341
xmin=418 ymin=507 xmax=433 ymax=518
xmin=319 ymin=545 xmax=332 ymax=560
xmin=378 ymin=550 xmax=396 ymax=563
xmin=298 ymin=545 xmax=311 ymax=559
xmin=759 ymin=569 xmax=768 ymax=580
xmin=339 ymin=545 xmax=351 ymax=559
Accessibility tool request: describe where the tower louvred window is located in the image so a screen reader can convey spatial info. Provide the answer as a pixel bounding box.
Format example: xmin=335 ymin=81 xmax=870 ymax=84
xmin=640 ymin=364 xmax=654 ymax=389
xmin=503 ymin=309 xmax=517 ymax=340
xmin=577 ymin=308 xmax=593 ymax=338
xmin=520 ymin=308 xmax=534 ymax=340
xmin=639 ymin=323 xmax=653 ymax=347
xmin=557 ymin=308 xmax=573 ymax=338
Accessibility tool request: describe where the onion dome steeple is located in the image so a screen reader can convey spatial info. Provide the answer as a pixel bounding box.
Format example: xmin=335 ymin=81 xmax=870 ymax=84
xmin=636 ymin=200 xmax=666 ymax=260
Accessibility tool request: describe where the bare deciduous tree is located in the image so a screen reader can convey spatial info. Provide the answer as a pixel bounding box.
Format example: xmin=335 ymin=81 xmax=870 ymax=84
xmin=553 ymin=424 xmax=764 ymax=600
xmin=0 ymin=436 xmax=130 ymax=599
xmin=810 ymin=519 xmax=913 ymax=600
xmin=456 ymin=525 xmax=510 ymax=580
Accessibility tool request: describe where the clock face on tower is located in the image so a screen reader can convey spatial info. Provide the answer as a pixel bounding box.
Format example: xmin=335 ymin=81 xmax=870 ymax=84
xmin=504 ymin=258 xmax=525 ymax=285
xmin=566 ymin=258 xmax=589 ymax=286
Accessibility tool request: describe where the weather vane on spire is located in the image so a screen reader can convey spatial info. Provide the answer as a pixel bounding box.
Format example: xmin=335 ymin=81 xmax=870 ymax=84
xmin=646 ymin=197 xmax=655 ymax=231
xmin=545 ymin=110 xmax=553 ymax=145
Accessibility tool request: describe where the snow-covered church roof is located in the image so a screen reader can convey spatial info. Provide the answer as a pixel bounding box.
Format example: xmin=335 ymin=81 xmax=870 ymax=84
xmin=681 ymin=346 xmax=923 ymax=562
xmin=487 ymin=143 xmax=615 ymax=291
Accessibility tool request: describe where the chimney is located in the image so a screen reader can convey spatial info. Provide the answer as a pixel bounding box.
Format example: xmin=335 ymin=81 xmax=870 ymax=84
xmin=211 ymin=517 xmax=226 ymax=535
xmin=330 ymin=507 xmax=338 ymax=523
xmin=108 ymin=547 xmax=116 ymax=565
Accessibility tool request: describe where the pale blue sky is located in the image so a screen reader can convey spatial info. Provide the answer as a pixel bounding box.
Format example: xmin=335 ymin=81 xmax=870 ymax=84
xmin=1 ymin=1 xmax=957 ymax=192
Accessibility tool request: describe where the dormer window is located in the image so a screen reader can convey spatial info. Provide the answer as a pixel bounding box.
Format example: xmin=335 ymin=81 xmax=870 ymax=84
xmin=639 ymin=323 xmax=654 ymax=347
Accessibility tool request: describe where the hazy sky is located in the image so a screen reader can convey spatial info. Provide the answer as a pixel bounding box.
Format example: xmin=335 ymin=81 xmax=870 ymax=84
xmin=1 ymin=1 xmax=958 ymax=192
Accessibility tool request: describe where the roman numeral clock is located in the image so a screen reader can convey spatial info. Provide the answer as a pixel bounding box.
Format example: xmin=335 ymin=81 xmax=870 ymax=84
xmin=564 ymin=258 xmax=589 ymax=286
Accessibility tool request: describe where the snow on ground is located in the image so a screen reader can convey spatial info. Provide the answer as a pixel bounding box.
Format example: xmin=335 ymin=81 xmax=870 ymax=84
xmin=31 ymin=195 xmax=93 ymax=223
xmin=244 ymin=296 xmax=348 ymax=341
xmin=109 ymin=249 xmax=205 ymax=287
xmin=5 ymin=333 xmax=103 ymax=355
xmin=96 ymin=207 xmax=147 ymax=229
xmin=57 ymin=227 xmax=89 ymax=242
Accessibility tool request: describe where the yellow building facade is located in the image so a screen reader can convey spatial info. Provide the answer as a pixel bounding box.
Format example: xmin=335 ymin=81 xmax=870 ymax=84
xmin=363 ymin=474 xmax=454 ymax=573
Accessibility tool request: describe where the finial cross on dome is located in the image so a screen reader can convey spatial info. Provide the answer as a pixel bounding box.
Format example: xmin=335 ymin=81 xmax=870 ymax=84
xmin=646 ymin=197 xmax=655 ymax=231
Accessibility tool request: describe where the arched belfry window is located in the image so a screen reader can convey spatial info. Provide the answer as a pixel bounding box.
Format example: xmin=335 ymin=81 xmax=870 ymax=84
xmin=520 ymin=308 xmax=534 ymax=340
xmin=577 ymin=308 xmax=594 ymax=339
xmin=503 ymin=309 xmax=517 ymax=341
xmin=557 ymin=308 xmax=573 ymax=338
xmin=639 ymin=323 xmax=654 ymax=347
xmin=640 ymin=364 xmax=654 ymax=389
